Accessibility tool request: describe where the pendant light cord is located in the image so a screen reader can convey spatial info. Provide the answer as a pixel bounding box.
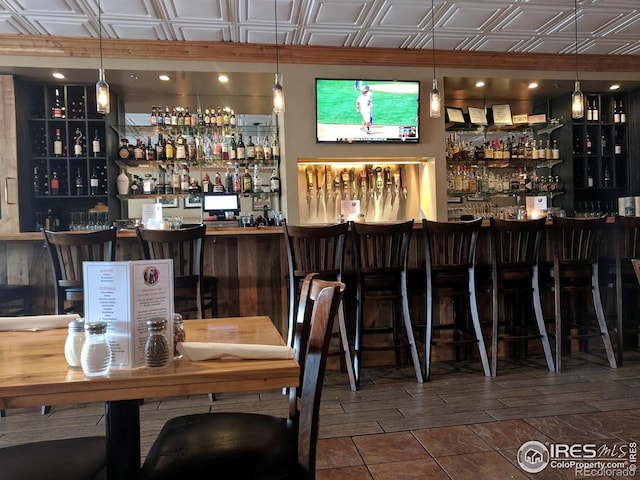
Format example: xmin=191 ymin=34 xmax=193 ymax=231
xmin=431 ymin=0 xmax=436 ymax=78
xmin=274 ymin=0 xmax=279 ymax=78
xmin=574 ymin=0 xmax=578 ymax=82
xmin=98 ymin=0 xmax=104 ymax=74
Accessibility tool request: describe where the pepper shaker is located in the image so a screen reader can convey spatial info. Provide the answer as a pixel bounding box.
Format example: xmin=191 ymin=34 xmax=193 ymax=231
xmin=145 ymin=318 xmax=171 ymax=369
xmin=173 ymin=313 xmax=186 ymax=359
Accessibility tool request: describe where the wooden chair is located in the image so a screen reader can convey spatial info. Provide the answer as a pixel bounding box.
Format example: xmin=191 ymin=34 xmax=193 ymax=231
xmin=283 ymin=221 xmax=356 ymax=391
xmin=136 ymin=225 xmax=218 ymax=319
xmin=0 ymin=285 xmax=32 ymax=316
xmin=420 ymin=218 xmax=491 ymax=381
xmin=140 ymin=274 xmax=344 ymax=480
xmin=551 ymin=216 xmax=617 ymax=372
xmin=0 ymin=435 xmax=106 ymax=480
xmin=488 ymin=217 xmax=554 ymax=375
xmin=42 ymin=228 xmax=117 ymax=316
xmin=350 ymin=220 xmax=422 ymax=388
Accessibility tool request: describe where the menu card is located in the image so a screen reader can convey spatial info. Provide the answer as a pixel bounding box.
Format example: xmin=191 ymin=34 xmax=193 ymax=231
xmin=83 ymin=260 xmax=175 ymax=368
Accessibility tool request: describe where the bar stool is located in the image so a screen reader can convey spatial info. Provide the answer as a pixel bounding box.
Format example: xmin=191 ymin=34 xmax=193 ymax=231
xmin=488 ymin=217 xmax=554 ymax=375
xmin=350 ymin=220 xmax=422 ymax=388
xmin=420 ymin=218 xmax=490 ymax=381
xmin=551 ymin=216 xmax=617 ymax=372
xmin=283 ymin=221 xmax=356 ymax=391
xmin=136 ymin=224 xmax=218 ymax=319
xmin=42 ymin=227 xmax=117 ymax=316
xmin=612 ymin=215 xmax=640 ymax=365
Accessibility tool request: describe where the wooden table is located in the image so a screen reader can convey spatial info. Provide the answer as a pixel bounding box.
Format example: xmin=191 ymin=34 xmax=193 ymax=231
xmin=0 ymin=316 xmax=299 ymax=480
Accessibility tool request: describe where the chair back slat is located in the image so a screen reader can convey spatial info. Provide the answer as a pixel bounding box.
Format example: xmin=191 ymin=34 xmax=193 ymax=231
xmin=491 ymin=217 xmax=546 ymax=268
xmin=553 ymin=216 xmax=606 ymax=264
xmin=423 ymin=218 xmax=482 ymax=270
xmin=351 ymin=220 xmax=413 ymax=273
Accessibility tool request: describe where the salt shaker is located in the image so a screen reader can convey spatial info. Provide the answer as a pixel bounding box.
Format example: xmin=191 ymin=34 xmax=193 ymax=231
xmin=145 ymin=318 xmax=171 ymax=369
xmin=64 ymin=317 xmax=85 ymax=367
xmin=173 ymin=313 xmax=186 ymax=359
xmin=81 ymin=322 xmax=112 ymax=377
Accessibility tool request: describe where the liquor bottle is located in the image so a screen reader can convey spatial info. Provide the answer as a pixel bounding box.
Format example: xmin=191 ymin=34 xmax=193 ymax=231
xmin=225 ymin=169 xmax=233 ymax=193
xmin=229 ymin=135 xmax=237 ymax=162
xmin=233 ymin=165 xmax=242 ymax=193
xmin=188 ymin=135 xmax=197 ymax=162
xmin=204 ymin=109 xmax=211 ymax=125
xmin=175 ymin=133 xmax=186 ymax=160
xmin=73 ymin=128 xmax=83 ymax=157
xmin=586 ymin=133 xmax=592 ymax=155
xmin=246 ymin=136 xmax=255 ymax=163
xmin=155 ymin=134 xmax=165 ymax=161
xmin=164 ymin=106 xmax=171 ymax=125
xmin=32 ymin=167 xmax=40 ymax=196
xmin=184 ymin=107 xmax=191 ymax=127
xmin=151 ymin=106 xmax=157 ymax=126
xmin=243 ymin=168 xmax=252 ymax=193
xmin=223 ymin=109 xmax=229 ymax=126
xmin=142 ymin=174 xmax=153 ymax=194
xmin=170 ymin=107 xmax=178 ymax=126
xmin=177 ymin=108 xmax=184 ymax=126
xmin=210 ymin=108 xmax=217 ymax=126
xmin=255 ymin=136 xmax=264 ymax=163
xmin=118 ymin=138 xmax=131 ymax=160
xmin=53 ymin=128 xmax=63 ymax=157
xmin=165 ymin=135 xmax=175 ymax=161
xmin=271 ymin=136 xmax=280 ymax=161
xmin=253 ymin=165 xmax=261 ymax=194
xmin=171 ymin=165 xmax=180 ymax=194
xmin=263 ymin=136 xmax=272 ymax=163
xmin=600 ymin=133 xmax=607 ymax=155
xmin=201 ymin=172 xmax=211 ymax=193
xmin=52 ymin=88 xmax=63 ymax=118
xmin=156 ymin=105 xmax=164 ymax=126
xmin=92 ymin=129 xmax=101 ymax=156
xmin=269 ymin=167 xmax=280 ymax=193
xmin=130 ymin=175 xmax=140 ymax=196
xmin=75 ymin=169 xmax=84 ymax=195
xmin=146 ymin=136 xmax=156 ymax=161
xmin=133 ymin=138 xmax=145 ymax=160
xmin=214 ymin=171 xmax=224 ymax=192
xmin=196 ymin=107 xmax=204 ymax=126
xmin=212 ymin=133 xmax=222 ymax=160
xmin=229 ymin=110 xmax=236 ymax=127
xmin=51 ymin=171 xmax=60 ymax=195
xmin=216 ymin=107 xmax=224 ymax=128
xmin=236 ymin=133 xmax=246 ymax=165
xmin=180 ymin=165 xmax=190 ymax=193
xmin=552 ymin=139 xmax=560 ymax=160
xmin=117 ymin=168 xmax=130 ymax=195
xmin=90 ymin=168 xmax=99 ymax=195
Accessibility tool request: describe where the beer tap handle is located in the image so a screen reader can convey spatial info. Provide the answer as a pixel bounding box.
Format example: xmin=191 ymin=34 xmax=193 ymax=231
xmin=305 ymin=166 xmax=315 ymax=200
xmin=400 ymin=165 xmax=408 ymax=198
xmin=325 ymin=165 xmax=333 ymax=199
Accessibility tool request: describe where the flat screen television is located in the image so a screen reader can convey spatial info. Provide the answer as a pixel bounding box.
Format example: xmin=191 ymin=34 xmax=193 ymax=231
xmin=315 ymin=79 xmax=420 ymax=143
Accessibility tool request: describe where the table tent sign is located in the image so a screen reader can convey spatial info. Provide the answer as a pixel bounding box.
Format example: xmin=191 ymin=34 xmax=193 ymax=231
xmin=84 ymin=259 xmax=175 ymax=368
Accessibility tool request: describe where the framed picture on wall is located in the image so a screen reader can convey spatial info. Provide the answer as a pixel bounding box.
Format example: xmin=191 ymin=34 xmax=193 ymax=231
xmin=184 ymin=194 xmax=202 ymax=209
xmin=158 ymin=197 xmax=178 ymax=208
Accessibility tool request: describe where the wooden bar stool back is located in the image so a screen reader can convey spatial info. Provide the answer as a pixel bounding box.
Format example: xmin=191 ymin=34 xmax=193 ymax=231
xmin=350 ymin=220 xmax=422 ymax=388
xmin=489 ymin=216 xmax=554 ymax=375
xmin=42 ymin=227 xmax=117 ymax=316
xmin=283 ymin=221 xmax=356 ymax=390
xmin=421 ymin=218 xmax=490 ymax=381
xmin=551 ymin=216 xmax=617 ymax=372
xmin=613 ymin=215 xmax=640 ymax=365
xmin=136 ymin=225 xmax=218 ymax=319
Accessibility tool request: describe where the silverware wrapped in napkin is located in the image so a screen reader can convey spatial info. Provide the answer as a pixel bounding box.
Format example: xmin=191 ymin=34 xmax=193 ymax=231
xmin=0 ymin=314 xmax=81 ymax=331
xmin=177 ymin=342 xmax=295 ymax=361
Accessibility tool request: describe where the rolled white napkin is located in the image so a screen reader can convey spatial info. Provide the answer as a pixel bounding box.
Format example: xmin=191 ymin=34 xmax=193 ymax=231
xmin=177 ymin=342 xmax=295 ymax=361
xmin=0 ymin=314 xmax=80 ymax=332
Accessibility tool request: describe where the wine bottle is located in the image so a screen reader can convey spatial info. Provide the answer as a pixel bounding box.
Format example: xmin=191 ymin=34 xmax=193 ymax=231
xmin=53 ymin=128 xmax=63 ymax=157
xmin=75 ymin=169 xmax=84 ymax=195
xmin=51 ymin=171 xmax=60 ymax=195
xmin=587 ymin=164 xmax=594 ymax=188
xmin=613 ymin=100 xmax=621 ymax=124
xmin=229 ymin=135 xmax=237 ymax=162
xmin=592 ymin=99 xmax=599 ymax=122
xmin=92 ymin=129 xmax=101 ymax=156
xmin=269 ymin=167 xmax=280 ymax=193
xmin=255 ymin=136 xmax=264 ymax=163
xmin=243 ymin=168 xmax=252 ymax=193
xmin=620 ymin=99 xmax=627 ymax=123
xmin=272 ymin=136 xmax=280 ymax=161
xmin=246 ymin=136 xmax=255 ymax=163
xmin=32 ymin=167 xmax=40 ymax=196
xmin=74 ymin=128 xmax=83 ymax=157
xmin=90 ymin=168 xmax=99 ymax=195
xmin=52 ymin=88 xmax=63 ymax=118
xmin=236 ymin=133 xmax=246 ymax=165
xmin=151 ymin=105 xmax=157 ymax=126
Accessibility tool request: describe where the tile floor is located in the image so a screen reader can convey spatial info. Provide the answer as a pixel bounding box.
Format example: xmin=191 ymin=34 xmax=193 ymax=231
xmin=1 ymin=352 xmax=640 ymax=479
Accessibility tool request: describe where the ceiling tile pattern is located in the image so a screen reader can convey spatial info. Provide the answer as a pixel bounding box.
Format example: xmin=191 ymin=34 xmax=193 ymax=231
xmin=0 ymin=0 xmax=639 ymax=55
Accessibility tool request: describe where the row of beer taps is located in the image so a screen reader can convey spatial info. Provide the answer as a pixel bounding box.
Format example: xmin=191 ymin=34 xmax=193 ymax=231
xmin=304 ymin=164 xmax=408 ymax=203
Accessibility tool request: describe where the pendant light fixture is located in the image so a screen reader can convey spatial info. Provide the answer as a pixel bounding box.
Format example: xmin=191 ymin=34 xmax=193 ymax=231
xmin=571 ymin=0 xmax=584 ymax=119
xmin=272 ymin=0 xmax=285 ymax=113
xmin=429 ymin=0 xmax=441 ymax=118
xmin=96 ymin=0 xmax=110 ymax=115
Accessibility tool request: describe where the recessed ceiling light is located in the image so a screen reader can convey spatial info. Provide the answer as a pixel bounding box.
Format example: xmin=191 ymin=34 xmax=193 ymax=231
xmin=610 ymin=84 xmax=620 ymax=90
xmin=159 ymin=75 xmax=170 ymax=81
xmin=52 ymin=72 xmax=65 ymax=79
xmin=475 ymin=81 xmax=485 ymax=88
xmin=528 ymin=82 xmax=539 ymax=89
xmin=218 ymin=74 xmax=229 ymax=83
